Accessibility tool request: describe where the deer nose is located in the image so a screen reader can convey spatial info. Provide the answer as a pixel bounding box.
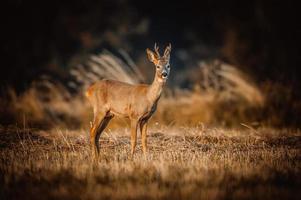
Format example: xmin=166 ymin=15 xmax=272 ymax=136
xmin=162 ymin=72 xmax=168 ymax=78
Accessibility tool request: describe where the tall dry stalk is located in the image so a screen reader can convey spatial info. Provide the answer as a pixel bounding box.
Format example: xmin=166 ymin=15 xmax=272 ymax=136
xmin=70 ymin=50 xmax=145 ymax=92
xmin=199 ymin=59 xmax=264 ymax=106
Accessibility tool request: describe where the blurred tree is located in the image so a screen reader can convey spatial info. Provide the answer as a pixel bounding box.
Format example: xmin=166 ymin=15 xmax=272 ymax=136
xmin=1 ymin=0 xmax=300 ymax=94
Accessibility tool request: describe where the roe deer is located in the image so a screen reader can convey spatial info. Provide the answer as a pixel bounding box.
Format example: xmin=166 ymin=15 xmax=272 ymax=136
xmin=86 ymin=43 xmax=171 ymax=159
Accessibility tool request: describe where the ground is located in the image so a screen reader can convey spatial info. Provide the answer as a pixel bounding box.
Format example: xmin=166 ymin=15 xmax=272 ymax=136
xmin=0 ymin=125 xmax=300 ymax=200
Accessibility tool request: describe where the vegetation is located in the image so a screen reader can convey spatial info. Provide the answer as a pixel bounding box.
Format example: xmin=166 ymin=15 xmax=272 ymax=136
xmin=0 ymin=126 xmax=300 ymax=199
xmin=0 ymin=48 xmax=300 ymax=200
xmin=1 ymin=1 xmax=300 ymax=199
xmin=1 ymin=51 xmax=266 ymax=128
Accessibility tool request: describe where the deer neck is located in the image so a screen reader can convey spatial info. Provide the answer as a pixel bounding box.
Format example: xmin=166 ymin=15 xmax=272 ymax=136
xmin=147 ymin=75 xmax=164 ymax=103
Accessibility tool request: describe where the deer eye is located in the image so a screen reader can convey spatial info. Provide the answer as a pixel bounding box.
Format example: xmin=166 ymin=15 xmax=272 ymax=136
xmin=156 ymin=65 xmax=160 ymax=69
xmin=166 ymin=64 xmax=170 ymax=68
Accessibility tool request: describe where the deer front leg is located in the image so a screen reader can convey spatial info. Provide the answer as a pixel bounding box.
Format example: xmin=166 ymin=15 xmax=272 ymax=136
xmin=140 ymin=120 xmax=148 ymax=159
xmin=130 ymin=119 xmax=138 ymax=159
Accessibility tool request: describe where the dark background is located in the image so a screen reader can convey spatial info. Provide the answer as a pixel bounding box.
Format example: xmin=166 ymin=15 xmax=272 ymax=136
xmin=1 ymin=0 xmax=300 ymax=92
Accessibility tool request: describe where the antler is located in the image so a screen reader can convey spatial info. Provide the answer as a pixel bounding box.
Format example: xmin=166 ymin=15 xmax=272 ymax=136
xmin=154 ymin=43 xmax=160 ymax=58
xmin=163 ymin=43 xmax=171 ymax=59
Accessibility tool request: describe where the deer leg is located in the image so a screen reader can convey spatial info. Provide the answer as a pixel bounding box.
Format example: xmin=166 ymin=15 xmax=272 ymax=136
xmin=130 ymin=119 xmax=138 ymax=159
xmin=90 ymin=113 xmax=104 ymax=159
xmin=140 ymin=120 xmax=148 ymax=159
xmin=96 ymin=116 xmax=113 ymax=154
xmin=90 ymin=113 xmax=112 ymax=159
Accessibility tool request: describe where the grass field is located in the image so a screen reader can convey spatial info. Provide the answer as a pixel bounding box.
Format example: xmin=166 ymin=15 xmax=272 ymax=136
xmin=1 ymin=51 xmax=300 ymax=200
xmin=0 ymin=125 xmax=300 ymax=200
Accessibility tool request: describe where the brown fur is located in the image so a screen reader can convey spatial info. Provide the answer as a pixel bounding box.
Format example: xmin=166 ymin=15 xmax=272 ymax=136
xmin=87 ymin=44 xmax=171 ymax=159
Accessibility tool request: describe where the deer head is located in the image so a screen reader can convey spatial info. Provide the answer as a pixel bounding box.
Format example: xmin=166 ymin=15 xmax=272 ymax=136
xmin=146 ymin=43 xmax=171 ymax=82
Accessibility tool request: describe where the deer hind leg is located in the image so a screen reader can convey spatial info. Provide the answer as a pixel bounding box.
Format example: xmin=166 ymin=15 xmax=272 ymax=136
xmin=130 ymin=119 xmax=138 ymax=159
xmin=90 ymin=112 xmax=112 ymax=159
xmin=140 ymin=120 xmax=148 ymax=159
xmin=90 ymin=114 xmax=102 ymax=158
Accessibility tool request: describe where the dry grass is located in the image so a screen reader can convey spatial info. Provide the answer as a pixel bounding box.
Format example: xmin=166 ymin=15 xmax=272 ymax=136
xmin=198 ymin=60 xmax=264 ymax=106
xmin=0 ymin=126 xmax=300 ymax=200
xmin=1 ymin=55 xmax=267 ymax=128
xmin=1 ymin=49 xmax=300 ymax=199
xmin=70 ymin=49 xmax=145 ymax=90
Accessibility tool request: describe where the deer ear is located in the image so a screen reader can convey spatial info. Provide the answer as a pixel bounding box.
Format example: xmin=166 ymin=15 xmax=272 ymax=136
xmin=146 ymin=48 xmax=158 ymax=63
xmin=163 ymin=43 xmax=171 ymax=60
